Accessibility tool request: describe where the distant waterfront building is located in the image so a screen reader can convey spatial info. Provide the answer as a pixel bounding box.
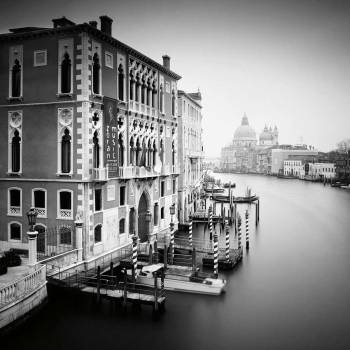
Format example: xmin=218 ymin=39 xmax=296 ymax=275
xmin=271 ymin=148 xmax=319 ymax=175
xmin=177 ymin=90 xmax=203 ymax=224
xmin=0 ymin=16 xmax=181 ymax=257
xmin=283 ymin=160 xmax=304 ymax=178
xmin=220 ymin=114 xmax=278 ymax=172
xmin=307 ymin=163 xmax=336 ymax=180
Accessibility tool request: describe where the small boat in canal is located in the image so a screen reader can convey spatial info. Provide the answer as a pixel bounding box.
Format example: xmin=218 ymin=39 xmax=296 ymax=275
xmin=136 ymin=264 xmax=226 ymax=295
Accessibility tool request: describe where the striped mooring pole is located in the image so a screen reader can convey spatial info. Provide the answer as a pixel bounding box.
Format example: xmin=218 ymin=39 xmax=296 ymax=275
xmin=132 ymin=233 xmax=138 ymax=281
xmin=209 ymin=205 xmax=213 ymax=241
xmin=213 ymin=232 xmax=219 ymax=277
xmin=225 ymin=220 xmax=230 ymax=261
xmin=238 ymin=213 xmax=242 ymax=250
xmin=189 ymin=217 xmax=193 ymax=248
xmin=170 ymin=223 xmax=175 ymax=264
xmin=245 ymin=210 xmax=249 ymax=249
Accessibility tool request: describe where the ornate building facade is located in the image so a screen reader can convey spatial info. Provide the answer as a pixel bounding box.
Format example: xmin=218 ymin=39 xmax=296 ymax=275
xmin=0 ymin=16 xmax=181 ymax=259
xmin=177 ymin=90 xmax=203 ymax=224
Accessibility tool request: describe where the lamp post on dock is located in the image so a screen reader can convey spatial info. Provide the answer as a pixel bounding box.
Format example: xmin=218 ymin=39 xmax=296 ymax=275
xmin=26 ymin=207 xmax=38 ymax=266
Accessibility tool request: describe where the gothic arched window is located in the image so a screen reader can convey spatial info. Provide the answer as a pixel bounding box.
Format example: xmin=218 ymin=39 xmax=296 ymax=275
xmin=61 ymin=53 xmax=71 ymax=93
xmin=130 ymin=137 xmax=135 ymax=166
xmin=153 ymin=141 xmax=157 ymax=167
xmin=61 ymin=129 xmax=71 ymax=173
xmin=118 ymin=64 xmax=124 ymax=101
xmin=136 ymin=138 xmax=141 ymax=166
xmin=12 ymin=59 xmax=21 ymax=97
xmin=12 ymin=129 xmax=21 ymax=173
xmin=93 ymin=131 xmax=100 ymax=169
xmin=147 ymin=139 xmax=152 ymax=167
xmin=171 ymin=90 xmax=175 ymax=116
xmin=119 ymin=218 xmax=125 ymax=234
xmin=129 ymin=71 xmax=134 ymax=100
xmin=92 ymin=53 xmax=100 ymax=94
xmin=152 ymin=82 xmax=157 ymax=108
xmin=172 ymin=140 xmax=175 ymax=166
xmin=160 ymin=139 xmax=164 ymax=164
xmin=136 ymin=74 xmax=140 ymax=102
xmin=159 ymin=85 xmax=164 ymax=112
xmin=118 ymin=134 xmax=124 ymax=167
xmin=141 ymin=79 xmax=146 ymax=104
xmin=147 ymin=79 xmax=151 ymax=106
xmin=94 ymin=224 xmax=102 ymax=243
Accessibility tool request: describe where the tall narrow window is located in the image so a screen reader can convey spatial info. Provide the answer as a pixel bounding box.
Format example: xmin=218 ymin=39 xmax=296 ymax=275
xmin=160 ymin=139 xmax=164 ymax=164
xmin=152 ymin=82 xmax=157 ymax=108
xmin=159 ymin=84 xmax=164 ymax=112
xmin=93 ymin=131 xmax=100 ymax=168
xmin=120 ymin=186 xmax=126 ymax=206
xmin=118 ymin=134 xmax=124 ymax=167
xmin=153 ymin=141 xmax=157 ymax=167
xmin=58 ymin=190 xmax=72 ymax=219
xmin=95 ymin=188 xmax=102 ymax=211
xmin=61 ymin=53 xmax=71 ymax=93
xmin=8 ymin=188 xmax=21 ymax=216
xmin=136 ymin=75 xmax=140 ymax=102
xmin=147 ymin=79 xmax=151 ymax=106
xmin=136 ymin=138 xmax=141 ymax=166
xmin=9 ymin=222 xmax=21 ymax=241
xmin=118 ymin=64 xmax=124 ymax=101
xmin=119 ymin=219 xmax=125 ymax=234
xmin=94 ymin=224 xmax=102 ymax=243
xmin=33 ymin=189 xmax=46 ymax=217
xmin=61 ymin=129 xmax=71 ymax=173
xmin=171 ymin=90 xmax=175 ymax=116
xmin=147 ymin=139 xmax=152 ymax=167
xmin=141 ymin=80 xmax=146 ymax=104
xmin=59 ymin=226 xmax=72 ymax=245
xmin=129 ymin=72 xmax=134 ymax=100
xmin=130 ymin=137 xmax=135 ymax=166
xmin=12 ymin=130 xmax=21 ymax=173
xmin=12 ymin=59 xmax=21 ymax=97
xmin=172 ymin=141 xmax=175 ymax=166
xmin=92 ymin=53 xmax=100 ymax=94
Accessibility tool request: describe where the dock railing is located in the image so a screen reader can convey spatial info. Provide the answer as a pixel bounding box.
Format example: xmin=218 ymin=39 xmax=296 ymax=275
xmin=0 ymin=264 xmax=46 ymax=309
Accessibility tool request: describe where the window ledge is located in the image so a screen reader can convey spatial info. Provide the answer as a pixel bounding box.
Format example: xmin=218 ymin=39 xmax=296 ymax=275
xmin=92 ymin=94 xmax=103 ymax=99
xmin=94 ymin=210 xmax=103 ymax=214
xmin=57 ymin=93 xmax=73 ymax=98
xmin=7 ymin=213 xmax=22 ymax=217
xmin=7 ymin=172 xmax=22 ymax=177
xmin=7 ymin=96 xmax=23 ymax=102
xmin=56 ymin=172 xmax=73 ymax=177
xmin=94 ymin=242 xmax=103 ymax=246
xmin=56 ymin=216 xmax=73 ymax=221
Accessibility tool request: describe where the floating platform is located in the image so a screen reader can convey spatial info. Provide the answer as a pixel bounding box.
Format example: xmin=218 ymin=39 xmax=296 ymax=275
xmin=202 ymin=249 xmax=243 ymax=270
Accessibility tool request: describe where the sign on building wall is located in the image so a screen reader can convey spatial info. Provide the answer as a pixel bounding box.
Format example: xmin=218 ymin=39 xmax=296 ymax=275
xmin=104 ymin=97 xmax=119 ymax=178
xmin=107 ymin=185 xmax=115 ymax=201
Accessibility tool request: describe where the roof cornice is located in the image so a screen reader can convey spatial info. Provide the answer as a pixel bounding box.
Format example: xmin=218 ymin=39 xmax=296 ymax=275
xmin=0 ymin=23 xmax=181 ymax=80
xmin=178 ymin=90 xmax=202 ymax=108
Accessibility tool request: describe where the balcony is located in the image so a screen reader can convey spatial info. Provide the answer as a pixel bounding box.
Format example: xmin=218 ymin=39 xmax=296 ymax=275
xmin=92 ymin=168 xmax=108 ymax=181
xmin=119 ymin=166 xmax=135 ymax=179
xmin=118 ymin=166 xmax=160 ymax=179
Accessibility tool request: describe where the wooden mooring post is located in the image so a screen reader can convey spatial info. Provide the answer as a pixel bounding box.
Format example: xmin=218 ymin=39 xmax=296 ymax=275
xmin=245 ymin=210 xmax=250 ymax=249
xmin=153 ymin=272 xmax=158 ymax=312
xmin=238 ymin=214 xmax=242 ymax=251
xmin=97 ymin=265 xmax=101 ymax=303
xmin=213 ymin=233 xmax=219 ymax=278
xmin=132 ymin=234 xmax=138 ymax=281
xmin=192 ymin=247 xmax=197 ymax=273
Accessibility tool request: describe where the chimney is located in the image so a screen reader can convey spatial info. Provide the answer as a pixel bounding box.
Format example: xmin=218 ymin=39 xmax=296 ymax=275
xmin=162 ymin=55 xmax=170 ymax=70
xmin=99 ymin=15 xmax=113 ymax=36
xmin=89 ymin=21 xmax=97 ymax=28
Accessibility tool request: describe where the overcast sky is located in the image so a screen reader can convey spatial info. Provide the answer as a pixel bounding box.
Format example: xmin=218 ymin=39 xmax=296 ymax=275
xmin=1 ymin=0 xmax=349 ymax=156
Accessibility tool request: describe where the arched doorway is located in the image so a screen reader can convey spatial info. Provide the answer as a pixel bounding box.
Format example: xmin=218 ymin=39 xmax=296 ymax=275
xmin=35 ymin=224 xmax=46 ymax=257
xmin=138 ymin=192 xmax=149 ymax=242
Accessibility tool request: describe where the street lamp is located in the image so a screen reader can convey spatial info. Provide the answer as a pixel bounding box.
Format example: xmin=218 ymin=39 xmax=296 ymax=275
xmin=26 ymin=207 xmax=38 ymax=232
xmin=26 ymin=207 xmax=38 ymax=266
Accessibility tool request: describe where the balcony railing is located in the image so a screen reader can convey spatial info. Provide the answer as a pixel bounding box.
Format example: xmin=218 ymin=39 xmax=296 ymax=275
xmin=93 ymin=168 xmax=108 ymax=181
xmin=119 ymin=166 xmax=135 ymax=179
xmin=151 ymin=108 xmax=156 ymax=117
xmin=59 ymin=209 xmax=72 ymax=219
xmin=118 ymin=166 xmax=159 ymax=179
xmin=35 ymin=207 xmax=46 ymax=218
xmin=9 ymin=206 xmax=21 ymax=215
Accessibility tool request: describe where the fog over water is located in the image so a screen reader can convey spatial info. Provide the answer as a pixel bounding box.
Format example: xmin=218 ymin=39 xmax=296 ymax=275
xmin=4 ymin=174 xmax=350 ymax=350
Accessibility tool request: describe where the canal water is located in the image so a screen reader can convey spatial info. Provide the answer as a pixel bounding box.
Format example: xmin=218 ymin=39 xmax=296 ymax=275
xmin=3 ymin=174 xmax=350 ymax=350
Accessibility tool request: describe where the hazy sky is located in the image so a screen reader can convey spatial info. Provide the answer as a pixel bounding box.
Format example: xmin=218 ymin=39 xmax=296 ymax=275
xmin=1 ymin=0 xmax=349 ymax=156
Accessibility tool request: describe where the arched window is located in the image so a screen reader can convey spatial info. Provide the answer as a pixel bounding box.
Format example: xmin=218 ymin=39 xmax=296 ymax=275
xmin=136 ymin=138 xmax=141 ymax=166
xmin=8 ymin=188 xmax=21 ymax=216
xmin=141 ymin=79 xmax=146 ymax=104
xmin=129 ymin=208 xmax=135 ymax=234
xmin=61 ymin=129 xmax=71 ymax=173
xmin=171 ymin=90 xmax=175 ymax=116
xmin=92 ymin=53 xmax=100 ymax=94
xmin=118 ymin=64 xmax=124 ymax=101
xmin=136 ymin=74 xmax=140 ymax=102
xmin=93 ymin=131 xmax=100 ymax=169
xmin=172 ymin=141 xmax=175 ymax=166
xmin=58 ymin=190 xmax=73 ymax=219
xmin=33 ymin=189 xmax=47 ymax=217
xmin=61 ymin=53 xmax=71 ymax=93
xmin=59 ymin=226 xmax=72 ymax=245
xmin=12 ymin=59 xmax=21 ymax=97
xmin=160 ymin=139 xmax=164 ymax=164
xmin=159 ymin=84 xmax=164 ymax=112
xmin=153 ymin=140 xmax=157 ymax=167
xmin=94 ymin=224 xmax=102 ymax=243
xmin=118 ymin=134 xmax=124 ymax=167
xmin=152 ymin=81 xmax=157 ymax=108
xmin=9 ymin=222 xmax=21 ymax=241
xmin=12 ymin=129 xmax=21 ymax=173
xmin=147 ymin=139 xmax=152 ymax=167
xmin=147 ymin=79 xmax=151 ymax=106
xmin=130 ymin=137 xmax=135 ymax=166
xmin=129 ymin=71 xmax=134 ymax=100
xmin=119 ymin=218 xmax=125 ymax=234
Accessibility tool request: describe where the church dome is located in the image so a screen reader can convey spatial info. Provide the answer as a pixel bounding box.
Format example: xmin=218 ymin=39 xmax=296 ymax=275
xmin=233 ymin=114 xmax=256 ymax=141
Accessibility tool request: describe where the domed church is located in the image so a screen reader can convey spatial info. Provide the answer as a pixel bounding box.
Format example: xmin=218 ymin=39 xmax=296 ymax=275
xmin=220 ymin=114 xmax=278 ymax=172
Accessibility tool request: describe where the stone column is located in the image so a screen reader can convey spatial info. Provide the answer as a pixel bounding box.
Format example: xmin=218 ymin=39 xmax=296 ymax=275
xmin=27 ymin=231 xmax=38 ymax=266
xmin=75 ymin=219 xmax=83 ymax=261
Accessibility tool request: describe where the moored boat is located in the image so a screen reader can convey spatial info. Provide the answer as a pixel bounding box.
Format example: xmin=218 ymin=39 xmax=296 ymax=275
xmin=136 ymin=264 xmax=226 ymax=295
